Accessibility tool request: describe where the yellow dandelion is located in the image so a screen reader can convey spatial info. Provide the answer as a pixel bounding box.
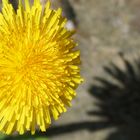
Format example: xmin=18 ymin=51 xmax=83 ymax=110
xmin=0 ymin=0 xmax=83 ymax=135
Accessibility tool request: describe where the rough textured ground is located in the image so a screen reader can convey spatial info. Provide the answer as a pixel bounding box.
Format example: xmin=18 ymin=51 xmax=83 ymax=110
xmin=46 ymin=0 xmax=140 ymax=140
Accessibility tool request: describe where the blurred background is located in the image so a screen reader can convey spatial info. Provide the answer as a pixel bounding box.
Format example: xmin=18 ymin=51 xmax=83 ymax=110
xmin=1 ymin=0 xmax=140 ymax=140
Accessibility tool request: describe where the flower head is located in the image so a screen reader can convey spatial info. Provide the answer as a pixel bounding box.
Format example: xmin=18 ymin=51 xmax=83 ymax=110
xmin=0 ymin=0 xmax=83 ymax=135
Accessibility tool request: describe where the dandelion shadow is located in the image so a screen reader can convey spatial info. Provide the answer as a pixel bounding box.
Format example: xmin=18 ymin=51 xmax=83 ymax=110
xmin=89 ymin=52 xmax=140 ymax=140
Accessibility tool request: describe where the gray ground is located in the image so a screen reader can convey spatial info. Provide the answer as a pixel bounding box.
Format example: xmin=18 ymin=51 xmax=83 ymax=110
xmin=47 ymin=0 xmax=140 ymax=140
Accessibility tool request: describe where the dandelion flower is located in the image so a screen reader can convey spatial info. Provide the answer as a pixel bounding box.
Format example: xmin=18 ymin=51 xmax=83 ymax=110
xmin=0 ymin=0 xmax=83 ymax=135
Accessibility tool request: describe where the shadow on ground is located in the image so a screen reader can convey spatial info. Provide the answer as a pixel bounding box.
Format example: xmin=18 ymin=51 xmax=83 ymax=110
xmin=89 ymin=52 xmax=140 ymax=140
xmin=2 ymin=53 xmax=140 ymax=140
